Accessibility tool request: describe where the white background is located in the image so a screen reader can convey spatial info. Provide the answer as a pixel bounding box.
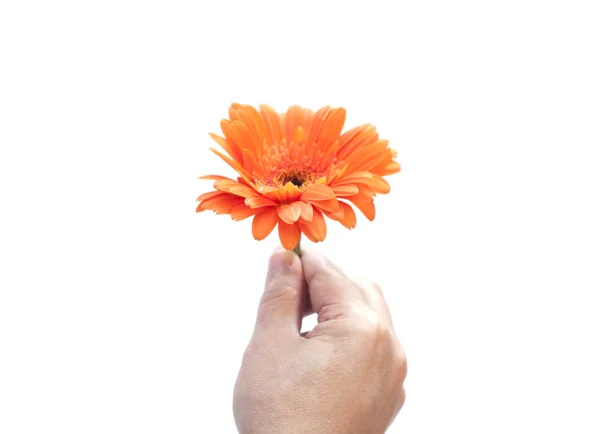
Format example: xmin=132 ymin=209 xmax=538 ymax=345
xmin=1 ymin=1 xmax=599 ymax=433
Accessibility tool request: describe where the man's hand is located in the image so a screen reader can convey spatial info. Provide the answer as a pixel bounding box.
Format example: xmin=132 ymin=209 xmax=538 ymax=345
xmin=233 ymin=248 xmax=407 ymax=434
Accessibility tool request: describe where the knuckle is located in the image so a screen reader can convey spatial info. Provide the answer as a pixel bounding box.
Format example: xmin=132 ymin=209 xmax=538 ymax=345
xmin=398 ymin=386 xmax=407 ymax=409
xmin=354 ymin=308 xmax=388 ymax=340
xmin=370 ymin=280 xmax=383 ymax=295
xmin=352 ymin=277 xmax=386 ymax=303
xmin=392 ymin=343 xmax=408 ymax=382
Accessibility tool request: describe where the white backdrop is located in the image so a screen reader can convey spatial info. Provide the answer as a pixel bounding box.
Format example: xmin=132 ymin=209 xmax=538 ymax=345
xmin=1 ymin=1 xmax=599 ymax=433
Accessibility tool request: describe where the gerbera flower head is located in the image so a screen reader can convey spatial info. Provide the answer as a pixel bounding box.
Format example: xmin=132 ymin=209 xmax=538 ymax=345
xmin=196 ymin=104 xmax=401 ymax=250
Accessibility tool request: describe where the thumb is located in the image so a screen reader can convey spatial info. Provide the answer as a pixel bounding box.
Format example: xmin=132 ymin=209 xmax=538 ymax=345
xmin=254 ymin=248 xmax=306 ymax=337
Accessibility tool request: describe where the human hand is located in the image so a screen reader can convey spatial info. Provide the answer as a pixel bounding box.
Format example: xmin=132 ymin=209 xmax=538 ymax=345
xmin=233 ymin=248 xmax=407 ymax=434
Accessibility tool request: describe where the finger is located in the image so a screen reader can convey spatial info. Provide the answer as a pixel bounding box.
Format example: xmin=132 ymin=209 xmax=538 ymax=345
xmin=301 ymin=287 xmax=314 ymax=318
xmin=300 ymin=248 xmax=365 ymax=317
xmin=254 ymin=247 xmax=306 ymax=337
xmin=352 ymin=277 xmax=393 ymax=327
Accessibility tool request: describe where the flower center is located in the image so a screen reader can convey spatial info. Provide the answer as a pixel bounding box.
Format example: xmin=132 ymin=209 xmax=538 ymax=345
xmin=274 ymin=169 xmax=314 ymax=188
xmin=282 ymin=173 xmax=304 ymax=187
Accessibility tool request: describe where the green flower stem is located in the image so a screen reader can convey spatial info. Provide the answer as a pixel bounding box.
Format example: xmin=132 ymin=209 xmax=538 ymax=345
xmin=292 ymin=237 xmax=301 ymax=256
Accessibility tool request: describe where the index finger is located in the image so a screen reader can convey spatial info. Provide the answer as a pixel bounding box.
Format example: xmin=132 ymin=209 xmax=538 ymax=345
xmin=300 ymin=248 xmax=366 ymax=316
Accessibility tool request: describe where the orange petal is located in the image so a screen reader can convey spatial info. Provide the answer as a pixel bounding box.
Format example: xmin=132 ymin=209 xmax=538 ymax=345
xmin=348 ymin=193 xmax=375 ymax=221
xmin=300 ymin=184 xmax=335 ymax=201
xmin=260 ymin=104 xmax=282 ymax=145
xmin=229 ymin=184 xmax=258 ymax=198
xmin=369 ymin=175 xmax=391 ymax=194
xmin=209 ymin=133 xmax=242 ymax=163
xmin=299 ymin=209 xmax=327 ymax=243
xmin=299 ymin=202 xmax=314 ymax=223
xmin=235 ymin=105 xmax=266 ymax=148
xmin=196 ymin=190 xmax=224 ymax=202
xmin=323 ymin=203 xmax=345 ymax=221
xmin=230 ymin=203 xmax=259 ymax=221
xmin=278 ymin=221 xmax=301 ymax=250
xmin=338 ymin=202 xmax=357 ymax=229
xmin=199 ymin=194 xmax=242 ymax=214
xmin=284 ymin=105 xmax=310 ymax=144
xmin=334 ymin=171 xmax=374 ymax=185
xmin=199 ymin=174 xmax=234 ymax=181
xmin=337 ymin=173 xmax=390 ymax=194
xmin=309 ymin=197 xmax=340 ymax=213
xmin=261 ymin=182 xmax=302 ymax=203
xmin=344 ymin=140 xmax=390 ymax=173
xmin=316 ymin=107 xmax=346 ymax=149
xmin=252 ymin=208 xmax=279 ymax=240
xmin=257 ymin=185 xmax=280 ymax=195
xmin=213 ymin=179 xmax=238 ymax=191
xmin=305 ymin=106 xmax=331 ymax=146
xmin=210 ymin=148 xmax=253 ymax=185
xmin=228 ymin=104 xmax=241 ymax=121
xmin=238 ymin=149 xmax=259 ymax=174
xmin=277 ymin=201 xmax=303 ymax=224
xmin=331 ymin=185 xmax=359 ymax=197
xmin=380 ymin=161 xmax=401 ymax=176
xmin=356 ymin=184 xmax=376 ymax=196
xmin=213 ymin=179 xmax=258 ymax=198
xmin=370 ymin=149 xmax=395 ymax=173
xmin=337 ymin=124 xmax=379 ymax=160
xmin=245 ymin=196 xmax=278 ymax=209
xmin=220 ymin=120 xmax=257 ymax=155
xmin=293 ymin=126 xmax=306 ymax=144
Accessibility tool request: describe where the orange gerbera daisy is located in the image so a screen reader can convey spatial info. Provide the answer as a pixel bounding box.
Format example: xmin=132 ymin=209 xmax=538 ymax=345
xmin=196 ymin=104 xmax=400 ymax=250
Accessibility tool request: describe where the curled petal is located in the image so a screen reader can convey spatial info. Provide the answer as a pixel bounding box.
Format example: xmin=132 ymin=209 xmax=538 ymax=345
xmin=277 ymin=201 xmax=303 ymax=224
xmin=299 ymin=202 xmax=314 ymax=223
